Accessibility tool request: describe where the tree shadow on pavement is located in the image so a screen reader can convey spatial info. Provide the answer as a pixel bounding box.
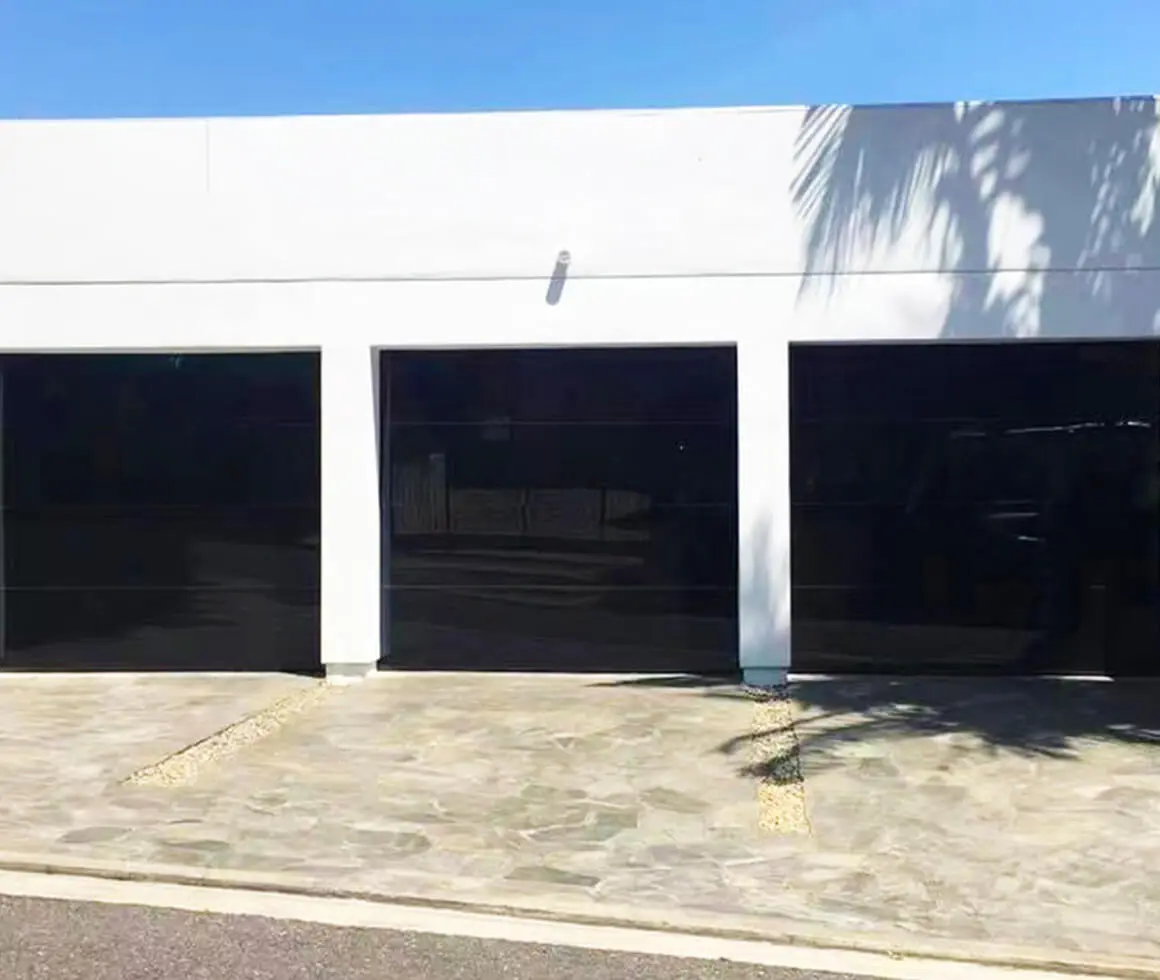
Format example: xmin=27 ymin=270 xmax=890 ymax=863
xmin=594 ymin=674 xmax=1160 ymax=783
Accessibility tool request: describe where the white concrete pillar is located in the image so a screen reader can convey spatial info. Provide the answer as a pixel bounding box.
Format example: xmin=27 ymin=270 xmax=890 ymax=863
xmin=320 ymin=344 xmax=381 ymax=682
xmin=736 ymin=335 xmax=791 ymax=687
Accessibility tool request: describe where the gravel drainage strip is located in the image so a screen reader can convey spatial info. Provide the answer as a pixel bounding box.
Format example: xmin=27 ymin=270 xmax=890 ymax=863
xmin=744 ymin=686 xmax=812 ymax=835
xmin=123 ymin=683 xmax=333 ymax=788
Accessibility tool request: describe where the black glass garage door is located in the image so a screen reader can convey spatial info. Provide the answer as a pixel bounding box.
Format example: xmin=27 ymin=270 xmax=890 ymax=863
xmin=790 ymin=340 xmax=1160 ymax=676
xmin=0 ymin=353 xmax=320 ymax=672
xmin=381 ymin=347 xmax=739 ymax=673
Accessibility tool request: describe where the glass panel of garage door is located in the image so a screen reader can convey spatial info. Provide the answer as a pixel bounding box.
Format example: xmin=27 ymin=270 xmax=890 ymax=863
xmin=0 ymin=353 xmax=320 ymax=671
xmin=790 ymin=339 xmax=1160 ymax=676
xmin=382 ymin=346 xmax=739 ymax=673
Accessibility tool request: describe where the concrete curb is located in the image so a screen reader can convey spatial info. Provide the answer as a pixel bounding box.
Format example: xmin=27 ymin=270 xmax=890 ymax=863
xmin=0 ymin=850 xmax=1155 ymax=980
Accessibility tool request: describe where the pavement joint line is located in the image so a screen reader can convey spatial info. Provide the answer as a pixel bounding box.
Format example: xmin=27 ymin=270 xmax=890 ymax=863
xmin=122 ymin=681 xmax=333 ymax=788
xmin=0 ymin=852 xmax=1153 ymax=980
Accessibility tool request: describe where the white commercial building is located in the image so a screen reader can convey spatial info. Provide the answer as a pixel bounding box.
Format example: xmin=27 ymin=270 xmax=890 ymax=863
xmin=0 ymin=95 xmax=1156 ymax=682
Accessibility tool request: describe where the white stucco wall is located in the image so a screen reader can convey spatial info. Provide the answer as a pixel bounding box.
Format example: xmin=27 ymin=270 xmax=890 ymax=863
xmin=0 ymin=95 xmax=1156 ymax=679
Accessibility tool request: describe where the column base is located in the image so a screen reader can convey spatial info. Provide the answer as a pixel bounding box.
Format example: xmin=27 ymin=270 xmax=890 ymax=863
xmin=324 ymin=662 xmax=378 ymax=685
xmin=742 ymin=667 xmax=788 ymax=689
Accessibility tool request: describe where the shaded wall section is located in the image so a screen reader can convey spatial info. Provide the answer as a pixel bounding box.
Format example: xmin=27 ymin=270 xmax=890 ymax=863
xmin=791 ymin=97 xmax=1160 ymax=342
xmin=0 ymin=352 xmax=320 ymax=672
xmin=790 ymin=339 xmax=1160 ymax=676
xmin=381 ymin=346 xmax=739 ymax=673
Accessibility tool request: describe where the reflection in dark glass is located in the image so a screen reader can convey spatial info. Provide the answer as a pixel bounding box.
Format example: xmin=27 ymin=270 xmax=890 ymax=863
xmin=382 ymin=347 xmax=739 ymax=673
xmin=790 ymin=341 xmax=1160 ymax=677
xmin=4 ymin=588 xmax=319 ymax=672
xmin=387 ymin=347 xmax=739 ymax=425
xmin=0 ymin=353 xmax=321 ymax=672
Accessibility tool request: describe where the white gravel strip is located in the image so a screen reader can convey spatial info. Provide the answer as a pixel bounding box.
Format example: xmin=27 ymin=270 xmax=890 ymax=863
xmin=124 ymin=683 xmax=332 ymax=788
xmin=744 ymin=685 xmax=812 ymax=835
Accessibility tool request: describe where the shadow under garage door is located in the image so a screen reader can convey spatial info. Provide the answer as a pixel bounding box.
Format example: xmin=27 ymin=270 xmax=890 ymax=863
xmin=381 ymin=346 xmax=739 ymax=674
xmin=790 ymin=339 xmax=1160 ymax=677
xmin=0 ymin=353 xmax=321 ymax=673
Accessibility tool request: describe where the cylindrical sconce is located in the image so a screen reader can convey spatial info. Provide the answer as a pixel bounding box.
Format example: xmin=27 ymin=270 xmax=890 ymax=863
xmin=546 ymin=249 xmax=571 ymax=306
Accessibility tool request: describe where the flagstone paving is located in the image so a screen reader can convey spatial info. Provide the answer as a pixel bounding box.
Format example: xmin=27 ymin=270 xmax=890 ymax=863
xmin=1 ymin=671 xmax=1158 ymax=961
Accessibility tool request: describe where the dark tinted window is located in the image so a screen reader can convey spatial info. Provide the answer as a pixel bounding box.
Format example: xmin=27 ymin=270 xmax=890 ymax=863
xmin=0 ymin=353 xmax=320 ymax=671
xmin=382 ymin=347 xmax=739 ymax=673
xmin=790 ymin=341 xmax=1160 ymax=677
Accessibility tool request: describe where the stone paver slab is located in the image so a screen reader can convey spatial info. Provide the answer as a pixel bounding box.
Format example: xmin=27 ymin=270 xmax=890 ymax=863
xmin=1 ymin=672 xmax=1158 ymax=963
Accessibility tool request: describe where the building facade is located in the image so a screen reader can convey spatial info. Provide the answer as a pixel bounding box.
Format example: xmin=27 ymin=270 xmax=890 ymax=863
xmin=0 ymin=95 xmax=1157 ymax=682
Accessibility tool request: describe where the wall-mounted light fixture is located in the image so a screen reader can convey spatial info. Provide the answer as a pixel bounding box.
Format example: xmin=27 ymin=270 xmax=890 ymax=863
xmin=546 ymin=249 xmax=571 ymax=306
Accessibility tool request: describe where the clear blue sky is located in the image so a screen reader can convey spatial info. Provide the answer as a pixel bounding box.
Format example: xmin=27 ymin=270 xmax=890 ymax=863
xmin=0 ymin=0 xmax=1156 ymax=119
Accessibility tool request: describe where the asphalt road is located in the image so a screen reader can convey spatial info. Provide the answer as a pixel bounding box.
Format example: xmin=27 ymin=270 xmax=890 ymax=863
xmin=0 ymin=894 xmax=865 ymax=980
